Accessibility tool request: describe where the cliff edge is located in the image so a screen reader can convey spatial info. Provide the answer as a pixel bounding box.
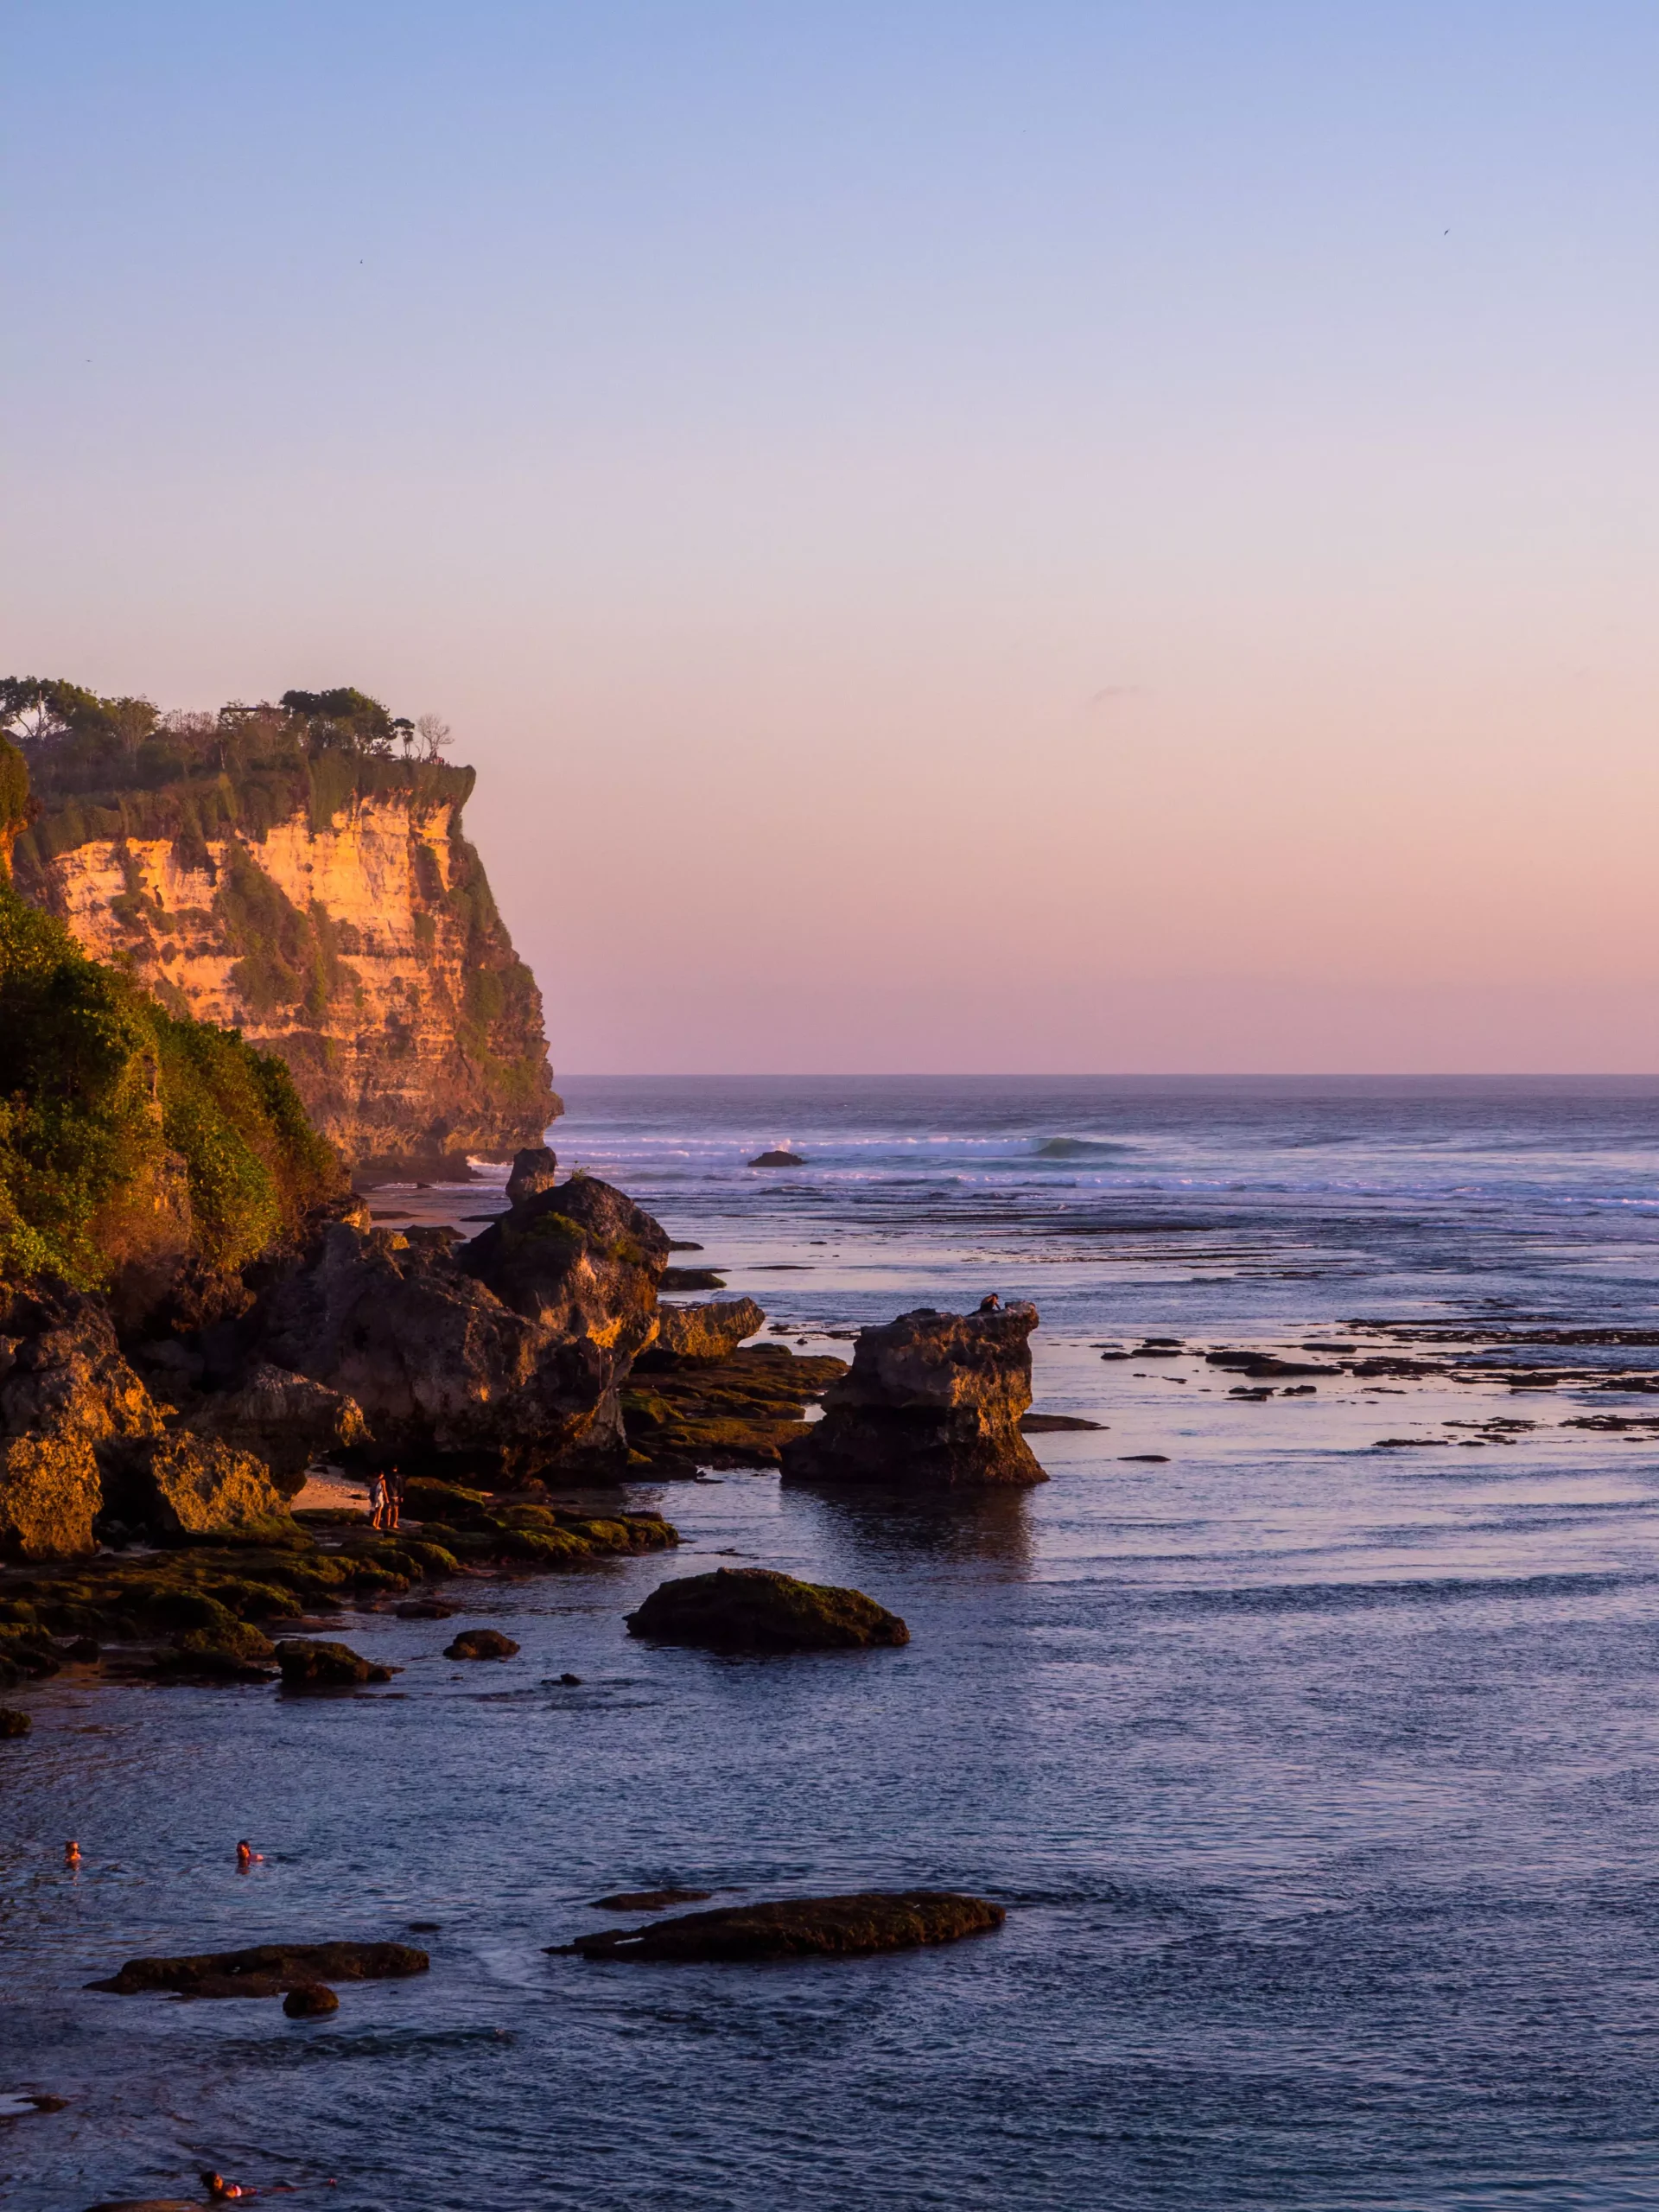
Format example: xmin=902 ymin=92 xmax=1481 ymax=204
xmin=4 ymin=681 xmax=558 ymax=1173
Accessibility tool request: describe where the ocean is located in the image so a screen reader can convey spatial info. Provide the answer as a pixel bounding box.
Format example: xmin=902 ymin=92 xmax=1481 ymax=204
xmin=8 ymin=1075 xmax=1659 ymax=2211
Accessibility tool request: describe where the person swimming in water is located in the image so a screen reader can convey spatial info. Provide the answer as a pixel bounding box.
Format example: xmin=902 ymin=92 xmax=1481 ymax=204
xmin=201 ymin=2176 xmax=245 ymax=2200
xmin=235 ymin=1840 xmax=264 ymax=1868
xmin=64 ymin=1840 xmax=80 ymax=1866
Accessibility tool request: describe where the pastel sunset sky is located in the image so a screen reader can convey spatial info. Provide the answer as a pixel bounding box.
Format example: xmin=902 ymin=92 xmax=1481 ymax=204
xmin=4 ymin=3 xmax=1656 ymax=1071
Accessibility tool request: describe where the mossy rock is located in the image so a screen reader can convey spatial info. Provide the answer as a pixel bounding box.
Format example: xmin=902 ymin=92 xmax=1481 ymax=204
xmin=157 ymin=1620 xmax=276 ymax=1678
xmin=626 ymin=1568 xmax=909 ymax=1653
xmin=0 ymin=1705 xmax=31 ymax=1737
xmin=274 ymin=1637 xmax=396 ymax=1687
xmin=497 ymin=1527 xmax=592 ymax=1566
xmin=122 ymin=1583 xmax=240 ymax=1636
xmin=397 ymin=1540 xmax=459 ymax=1575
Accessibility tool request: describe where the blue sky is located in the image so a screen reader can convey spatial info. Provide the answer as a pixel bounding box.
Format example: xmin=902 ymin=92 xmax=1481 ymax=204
xmin=5 ymin=3 xmax=1657 ymax=1069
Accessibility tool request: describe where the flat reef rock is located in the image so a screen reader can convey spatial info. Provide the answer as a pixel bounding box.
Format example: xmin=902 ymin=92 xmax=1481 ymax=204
xmin=560 ymin=1890 xmax=1002 ymax=1962
xmin=780 ymin=1303 xmax=1047 ymax=1488
xmin=89 ymin=1939 xmax=428 ymax=1999
xmin=626 ymin=1567 xmax=908 ymax=1652
xmin=623 ymin=1344 xmax=847 ymax=1473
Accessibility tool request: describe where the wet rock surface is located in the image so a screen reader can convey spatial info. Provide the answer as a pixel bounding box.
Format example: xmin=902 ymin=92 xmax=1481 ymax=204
xmin=275 ymin=1638 xmax=396 ymax=1688
xmin=780 ymin=1304 xmax=1046 ymax=1488
xmin=559 ymin=1890 xmax=1002 ymax=1962
xmin=443 ymin=1627 xmax=518 ymax=1660
xmin=626 ymin=1567 xmax=909 ymax=1652
xmin=89 ymin=1939 xmax=429 ymax=1998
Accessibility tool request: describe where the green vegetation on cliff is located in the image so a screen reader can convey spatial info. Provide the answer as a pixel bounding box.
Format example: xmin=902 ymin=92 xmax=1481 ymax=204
xmin=0 ymin=734 xmax=342 ymax=1291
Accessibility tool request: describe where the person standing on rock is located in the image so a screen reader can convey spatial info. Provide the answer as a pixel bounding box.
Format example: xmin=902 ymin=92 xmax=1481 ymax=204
xmin=385 ymin=1466 xmax=404 ymax=1529
xmin=366 ymin=1471 xmax=389 ymax=1530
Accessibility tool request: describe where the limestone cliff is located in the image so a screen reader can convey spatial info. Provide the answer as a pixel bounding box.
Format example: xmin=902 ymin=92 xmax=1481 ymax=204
xmin=12 ymin=759 xmax=558 ymax=1173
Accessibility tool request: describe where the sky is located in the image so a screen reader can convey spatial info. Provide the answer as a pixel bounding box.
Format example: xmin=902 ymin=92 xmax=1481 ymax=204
xmin=3 ymin=2 xmax=1656 ymax=1072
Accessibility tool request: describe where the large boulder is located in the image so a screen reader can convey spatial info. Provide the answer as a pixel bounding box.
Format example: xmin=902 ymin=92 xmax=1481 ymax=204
xmin=559 ymin=1891 xmax=1001 ymax=1962
xmin=779 ymin=1303 xmax=1046 ymax=1488
xmin=122 ymin=1435 xmax=289 ymax=1539
xmin=182 ymin=1363 xmax=370 ymax=1494
xmin=626 ymin=1567 xmax=909 ymax=1652
xmin=243 ymin=1176 xmax=669 ymax=1480
xmin=638 ymin=1297 xmax=765 ymax=1369
xmin=0 ymin=1284 xmax=165 ymax=1557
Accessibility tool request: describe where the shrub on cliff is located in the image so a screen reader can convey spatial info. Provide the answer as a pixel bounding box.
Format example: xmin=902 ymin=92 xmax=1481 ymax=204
xmin=0 ymin=734 xmax=342 ymax=1294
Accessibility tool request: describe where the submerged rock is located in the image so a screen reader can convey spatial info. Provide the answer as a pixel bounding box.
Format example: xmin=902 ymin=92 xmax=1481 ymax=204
xmin=639 ymin=1296 xmax=766 ymax=1368
xmin=559 ymin=1890 xmax=1002 ymax=1962
xmin=748 ymin=1150 xmax=804 ymax=1167
xmin=88 ymin=1939 xmax=428 ymax=1998
xmin=626 ymin=1567 xmax=908 ymax=1653
xmin=274 ymin=1638 xmax=396 ymax=1688
xmin=590 ymin=1886 xmax=712 ymax=1910
xmin=780 ymin=1304 xmax=1046 ymax=1489
xmin=443 ymin=1627 xmax=518 ymax=1660
xmin=0 ymin=1705 xmax=31 ymax=1737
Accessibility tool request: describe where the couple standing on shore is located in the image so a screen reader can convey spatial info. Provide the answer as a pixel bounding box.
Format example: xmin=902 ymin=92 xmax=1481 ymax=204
xmin=368 ymin=1467 xmax=404 ymax=1530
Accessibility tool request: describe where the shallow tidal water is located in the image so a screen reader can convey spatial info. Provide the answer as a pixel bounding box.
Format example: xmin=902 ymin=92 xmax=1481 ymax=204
xmin=9 ymin=1076 xmax=1659 ymax=2210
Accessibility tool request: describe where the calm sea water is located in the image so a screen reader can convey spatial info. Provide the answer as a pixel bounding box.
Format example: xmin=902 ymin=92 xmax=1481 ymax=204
xmin=8 ymin=1077 xmax=1659 ymax=2212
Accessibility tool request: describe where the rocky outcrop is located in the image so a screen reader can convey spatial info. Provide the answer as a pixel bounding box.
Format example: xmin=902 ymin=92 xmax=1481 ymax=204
xmin=779 ymin=1303 xmax=1046 ymax=1488
xmin=181 ymin=1363 xmax=369 ymax=1494
xmin=0 ymin=1285 xmax=164 ymax=1557
xmin=14 ymin=764 xmax=557 ymax=1173
xmin=626 ymin=1567 xmax=909 ymax=1652
xmin=639 ymin=1296 xmax=765 ymax=1368
xmin=560 ymin=1891 xmax=1002 ymax=1962
xmin=242 ymin=1173 xmax=669 ymax=1479
xmin=505 ymin=1145 xmax=559 ymax=1205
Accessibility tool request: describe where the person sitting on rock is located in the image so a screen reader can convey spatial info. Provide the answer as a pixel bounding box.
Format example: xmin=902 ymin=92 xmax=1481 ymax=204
xmin=977 ymin=1293 xmax=1001 ymax=1312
